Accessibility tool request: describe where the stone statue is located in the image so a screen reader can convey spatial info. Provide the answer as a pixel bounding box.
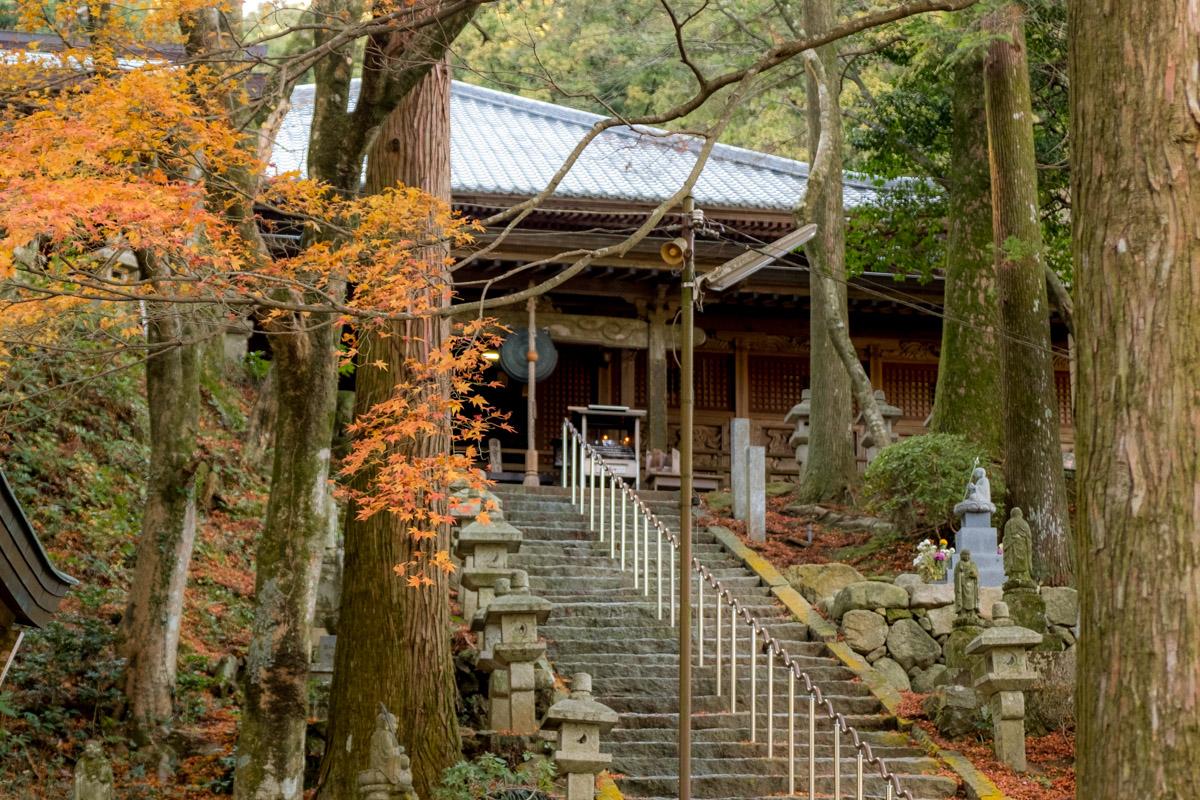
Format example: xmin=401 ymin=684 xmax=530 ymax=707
xmin=357 ymin=705 xmax=416 ymax=800
xmin=954 ymin=550 xmax=982 ymax=627
xmin=73 ymin=741 xmax=114 ymax=800
xmin=1003 ymin=508 xmax=1036 ymax=590
xmin=954 ymin=467 xmax=997 ymax=516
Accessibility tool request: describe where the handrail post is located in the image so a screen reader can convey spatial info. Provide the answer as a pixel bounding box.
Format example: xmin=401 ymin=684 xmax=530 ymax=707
xmin=656 ymin=524 xmax=663 ymax=620
xmin=833 ymin=721 xmax=842 ymax=800
xmin=562 ymin=421 xmax=569 ymax=489
xmin=697 ymin=579 xmax=704 ymax=667
xmin=750 ymin=625 xmax=757 ymax=743
xmin=729 ymin=609 xmax=737 ymax=713
xmin=715 ymin=597 xmax=722 ymax=697
xmin=788 ymin=669 xmax=796 ymax=796
xmin=632 ymin=502 xmax=640 ymax=589
xmin=609 ymin=476 xmax=616 ymax=558
xmin=808 ymin=693 xmax=816 ymax=799
xmin=767 ymin=645 xmax=775 ymax=757
xmin=620 ymin=490 xmax=627 ymax=571
xmin=599 ymin=468 xmax=606 ymax=542
xmin=589 ymin=453 xmax=596 ymax=530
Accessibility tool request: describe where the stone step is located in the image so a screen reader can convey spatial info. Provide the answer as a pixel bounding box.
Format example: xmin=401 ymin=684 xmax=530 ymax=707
xmin=608 ymin=726 xmax=911 ymax=748
xmin=542 ymin=620 xmax=810 ymax=641
xmin=608 ymin=710 xmax=896 ymax=732
xmin=570 ymin=663 xmax=856 ymax=685
xmin=616 ymin=769 xmax=957 ymax=800
xmin=592 ymin=675 xmax=871 ymax=699
xmin=528 ymin=574 xmax=764 ymax=593
xmin=509 ymin=555 xmax=747 ymax=572
xmin=606 ymin=691 xmax=882 ymax=716
xmin=614 ymin=754 xmax=943 ymax=779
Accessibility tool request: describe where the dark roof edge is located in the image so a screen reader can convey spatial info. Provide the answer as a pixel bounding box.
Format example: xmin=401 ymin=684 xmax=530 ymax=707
xmin=0 ymin=469 xmax=79 ymax=593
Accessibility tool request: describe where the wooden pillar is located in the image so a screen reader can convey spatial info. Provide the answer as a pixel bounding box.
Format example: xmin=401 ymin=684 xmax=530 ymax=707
xmin=647 ymin=304 xmax=669 ymax=452
xmin=620 ymin=350 xmax=636 ymax=407
xmin=868 ymin=344 xmax=884 ymax=389
xmin=734 ymin=340 xmax=750 ymax=418
xmin=597 ymin=352 xmax=613 ymax=405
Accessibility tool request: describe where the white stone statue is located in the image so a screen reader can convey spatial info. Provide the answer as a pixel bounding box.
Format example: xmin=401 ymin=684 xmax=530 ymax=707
xmin=954 ymin=467 xmax=997 ymax=516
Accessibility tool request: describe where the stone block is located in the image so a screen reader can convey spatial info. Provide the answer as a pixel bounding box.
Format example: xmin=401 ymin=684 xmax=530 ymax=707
xmin=943 ymin=625 xmax=984 ymax=672
xmin=927 ymin=605 xmax=956 ymax=638
xmin=885 ymin=607 xmax=913 ymax=623
xmin=865 ymin=646 xmax=887 ymax=663
xmin=830 ymin=581 xmax=909 ymax=620
xmin=730 ymin=418 xmax=750 ymax=520
xmin=1041 ymin=586 xmax=1079 ymax=627
xmin=923 ymin=685 xmax=984 ymax=738
xmin=910 ymin=664 xmax=951 ymax=694
xmin=1003 ymin=587 xmax=1047 ymax=634
xmin=873 ymin=657 xmax=911 ymax=692
xmin=894 ymin=573 xmax=923 ymax=589
xmin=886 ymin=618 xmax=941 ymax=671
xmin=908 ymin=582 xmax=955 ymax=609
xmin=783 ymin=563 xmax=864 ymax=606
xmin=747 ymin=445 xmax=767 ymax=543
xmin=841 ymin=609 xmax=888 ymax=654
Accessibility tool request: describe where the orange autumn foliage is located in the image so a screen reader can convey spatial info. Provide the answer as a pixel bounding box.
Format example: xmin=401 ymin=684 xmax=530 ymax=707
xmin=0 ymin=16 xmax=503 ymax=580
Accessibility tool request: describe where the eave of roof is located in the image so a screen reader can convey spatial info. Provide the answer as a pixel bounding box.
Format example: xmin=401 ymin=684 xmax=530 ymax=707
xmin=0 ymin=469 xmax=77 ymax=629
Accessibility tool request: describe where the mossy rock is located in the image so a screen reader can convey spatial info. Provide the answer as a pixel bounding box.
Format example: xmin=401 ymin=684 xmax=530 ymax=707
xmin=1002 ymin=588 xmax=1048 ymax=635
xmin=943 ymin=625 xmax=984 ymax=671
xmin=705 ymin=491 xmax=733 ymax=512
xmin=766 ymin=481 xmax=796 ymax=497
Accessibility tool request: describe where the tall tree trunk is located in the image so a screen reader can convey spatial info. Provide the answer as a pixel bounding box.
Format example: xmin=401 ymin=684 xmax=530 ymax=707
xmin=929 ymin=53 xmax=1003 ymax=455
xmin=797 ymin=0 xmax=857 ymax=503
xmin=1071 ymin=2 xmax=1200 ymax=796
xmin=318 ymin=59 xmax=460 ymax=800
xmin=798 ymin=49 xmax=890 ymax=453
xmin=234 ymin=323 xmax=338 ymax=800
xmin=983 ymin=4 xmax=1072 ymax=584
xmin=120 ymin=267 xmax=203 ymax=742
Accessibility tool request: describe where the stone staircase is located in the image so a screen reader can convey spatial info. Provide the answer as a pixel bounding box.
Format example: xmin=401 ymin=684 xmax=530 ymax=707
xmin=494 ymin=485 xmax=958 ymax=800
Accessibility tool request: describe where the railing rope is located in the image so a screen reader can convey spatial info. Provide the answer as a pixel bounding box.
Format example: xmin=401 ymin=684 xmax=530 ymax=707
xmin=560 ymin=420 xmax=918 ymax=800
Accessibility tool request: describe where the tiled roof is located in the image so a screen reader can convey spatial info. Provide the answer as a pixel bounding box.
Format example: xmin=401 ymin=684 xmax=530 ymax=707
xmin=271 ymin=79 xmax=893 ymax=212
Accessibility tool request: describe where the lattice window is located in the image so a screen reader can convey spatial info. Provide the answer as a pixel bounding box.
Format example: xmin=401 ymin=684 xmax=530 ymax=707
xmin=749 ymin=354 xmax=809 ymax=415
xmin=1054 ymin=371 xmax=1073 ymax=426
xmin=882 ymin=362 xmax=938 ymax=421
xmin=668 ymin=352 xmax=732 ymax=410
xmin=536 ymin=347 xmax=594 ymax=449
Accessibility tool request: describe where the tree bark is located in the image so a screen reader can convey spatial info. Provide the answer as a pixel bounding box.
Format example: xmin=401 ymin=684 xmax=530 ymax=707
xmin=233 ymin=320 xmax=338 ymax=800
xmin=983 ymin=4 xmax=1072 ymax=584
xmin=929 ymin=52 xmax=1003 ymax=455
xmin=318 ymin=59 xmax=460 ymax=800
xmin=120 ymin=259 xmax=203 ymax=742
xmin=796 ymin=0 xmax=857 ymax=503
xmin=1071 ymin=2 xmax=1200 ymax=796
xmin=798 ymin=49 xmax=891 ymax=453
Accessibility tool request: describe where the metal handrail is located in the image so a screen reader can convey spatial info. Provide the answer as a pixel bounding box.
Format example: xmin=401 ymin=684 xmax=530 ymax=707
xmin=561 ymin=419 xmax=913 ymax=800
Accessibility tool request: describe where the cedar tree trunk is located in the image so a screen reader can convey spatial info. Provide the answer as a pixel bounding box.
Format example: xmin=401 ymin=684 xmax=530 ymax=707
xmin=797 ymin=0 xmax=857 ymax=503
xmin=121 ymin=273 xmax=203 ymax=742
xmin=318 ymin=60 xmax=460 ymax=800
xmin=1071 ymin=1 xmax=1200 ymax=795
xmin=983 ymin=4 xmax=1072 ymax=583
xmin=929 ymin=53 xmax=1003 ymax=455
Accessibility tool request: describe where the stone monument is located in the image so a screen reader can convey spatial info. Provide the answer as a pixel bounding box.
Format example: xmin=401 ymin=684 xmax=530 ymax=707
xmin=966 ymin=602 xmax=1042 ymax=771
xmin=747 ymin=445 xmax=766 ymax=543
xmin=73 ymin=741 xmax=114 ymax=800
xmin=730 ymin=417 xmax=750 ymax=520
xmin=485 ymin=571 xmax=552 ymax=734
xmin=1001 ymin=508 xmax=1047 ymax=634
xmin=948 ymin=467 xmax=1005 ymax=587
xmin=786 ymin=390 xmax=812 ymax=475
xmin=357 ymin=705 xmax=418 ymax=800
xmin=542 ymin=673 xmax=620 ymax=800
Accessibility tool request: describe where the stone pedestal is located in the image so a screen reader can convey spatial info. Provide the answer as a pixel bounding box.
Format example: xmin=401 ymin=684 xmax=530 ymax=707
xmin=485 ymin=572 xmax=552 ymax=734
xmin=455 ymin=519 xmax=522 ymax=621
xmin=950 ymin=512 xmax=1006 ymax=588
xmin=747 ymin=445 xmax=766 ymax=543
xmin=966 ymin=603 xmax=1042 ymax=771
xmin=543 ymin=673 xmax=620 ymax=800
xmin=730 ymin=418 xmax=750 ymax=520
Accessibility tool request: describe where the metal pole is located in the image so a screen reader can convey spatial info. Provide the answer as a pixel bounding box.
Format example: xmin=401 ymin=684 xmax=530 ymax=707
xmin=750 ymin=625 xmax=757 ymax=743
xmin=698 ymin=579 xmax=704 ymax=667
xmin=599 ymin=468 xmax=606 ymax=542
xmin=678 ymin=195 xmax=697 ymax=800
xmin=767 ymin=645 xmax=775 ymax=757
xmin=633 ymin=501 xmax=640 ymax=589
xmin=562 ymin=421 xmax=568 ymax=489
xmin=620 ymin=490 xmax=627 ymax=570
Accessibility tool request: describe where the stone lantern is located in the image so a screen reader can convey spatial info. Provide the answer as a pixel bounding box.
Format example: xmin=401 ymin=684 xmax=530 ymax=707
xmin=454 ymin=518 xmax=522 ymax=620
xmin=543 ymin=673 xmax=620 ymax=800
xmin=484 ymin=571 xmax=552 ymax=733
xmin=965 ymin=602 xmax=1043 ymax=770
xmin=786 ymin=390 xmax=812 ymax=473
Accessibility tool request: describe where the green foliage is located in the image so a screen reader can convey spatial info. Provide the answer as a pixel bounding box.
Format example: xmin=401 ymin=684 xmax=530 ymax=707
xmin=243 ymin=350 xmax=271 ymax=382
xmin=845 ymin=181 xmax=947 ymax=280
xmin=433 ymin=753 xmax=556 ymax=800
xmin=0 ymin=616 xmax=124 ymax=777
xmin=862 ymin=433 xmax=1004 ymax=533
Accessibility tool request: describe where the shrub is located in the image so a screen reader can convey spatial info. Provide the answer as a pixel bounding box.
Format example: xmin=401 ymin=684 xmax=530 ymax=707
xmin=862 ymin=433 xmax=1004 ymax=534
xmin=433 ymin=753 xmax=556 ymax=800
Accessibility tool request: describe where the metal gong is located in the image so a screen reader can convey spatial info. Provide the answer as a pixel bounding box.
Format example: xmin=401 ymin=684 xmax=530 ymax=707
xmin=498 ymin=328 xmax=558 ymax=383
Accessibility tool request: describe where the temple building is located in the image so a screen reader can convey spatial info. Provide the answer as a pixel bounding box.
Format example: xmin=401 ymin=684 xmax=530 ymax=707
xmin=271 ymin=80 xmax=1073 ymax=483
